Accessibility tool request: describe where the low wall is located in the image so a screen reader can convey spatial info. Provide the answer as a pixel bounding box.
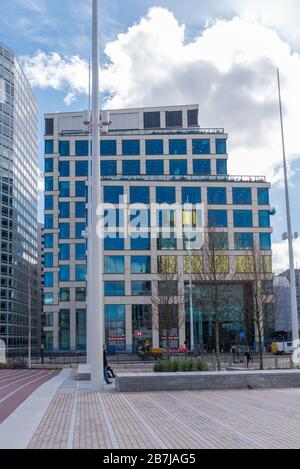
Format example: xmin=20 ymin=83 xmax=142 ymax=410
xmin=115 ymin=369 xmax=300 ymax=393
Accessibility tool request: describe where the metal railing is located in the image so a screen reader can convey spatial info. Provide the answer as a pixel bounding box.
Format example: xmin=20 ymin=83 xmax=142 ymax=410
xmin=102 ymin=174 xmax=267 ymax=183
xmin=58 ymin=127 xmax=225 ymax=137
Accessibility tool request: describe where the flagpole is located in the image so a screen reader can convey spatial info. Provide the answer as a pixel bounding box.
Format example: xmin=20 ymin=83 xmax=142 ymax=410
xmin=277 ymin=68 xmax=299 ymax=347
xmin=86 ymin=59 xmax=92 ymax=365
xmin=90 ymin=0 xmax=104 ymax=390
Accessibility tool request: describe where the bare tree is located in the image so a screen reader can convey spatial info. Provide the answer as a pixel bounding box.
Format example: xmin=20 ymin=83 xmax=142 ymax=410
xmin=151 ymin=255 xmax=185 ymax=354
xmin=192 ymin=230 xmax=236 ymax=371
xmin=238 ymin=243 xmax=274 ymax=370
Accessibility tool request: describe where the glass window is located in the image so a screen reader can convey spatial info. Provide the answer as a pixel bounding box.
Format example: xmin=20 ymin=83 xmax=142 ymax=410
xmin=76 ymin=181 xmax=86 ymax=198
xmin=259 ymin=210 xmax=270 ymax=228
xmin=59 ymin=223 xmax=70 ymax=239
xmin=45 ymin=158 xmax=53 ymax=173
xmin=44 ymin=293 xmax=54 ymax=305
xmin=59 ymin=202 xmax=70 ymax=219
xmin=146 ymin=160 xmax=164 ymax=175
xmin=130 ymin=186 xmax=150 ymax=204
xmin=59 ymin=265 xmax=70 ymax=282
xmin=122 ymin=140 xmax=140 ymax=156
xmin=101 ymin=160 xmax=117 ymax=176
xmin=122 ymin=160 xmax=140 ymax=175
xmin=233 ymin=188 xmax=252 ymax=205
xmin=146 ymin=139 xmax=163 ymax=155
xmin=207 ymin=187 xmax=227 ymax=205
xmin=76 ymin=287 xmax=86 ymax=302
xmin=59 ymin=181 xmax=70 ymax=197
xmin=158 ymin=256 xmax=177 ymax=273
xmin=76 ymin=309 xmax=86 ymax=351
xmin=45 ymin=195 xmax=53 ymax=211
xmin=75 ymin=222 xmax=86 ymax=239
xmin=166 ymin=110 xmax=182 ymax=128
xmin=182 ymin=187 xmax=201 ymax=204
xmin=131 ymin=256 xmax=151 ymax=274
xmin=104 ymin=236 xmax=125 ymax=251
xmin=169 ymin=159 xmax=187 ymax=175
xmin=44 ymin=331 xmax=54 ymax=350
xmin=208 ymin=210 xmax=228 ymax=227
xmin=45 ymin=118 xmax=54 ymax=136
xmin=105 ymin=281 xmax=125 ymax=296
xmin=262 ymin=280 xmax=273 ymax=295
xmin=44 ymin=234 xmax=53 ymax=249
xmin=209 ymin=232 xmax=229 ymax=250
xmin=44 ymin=272 xmax=54 ymax=288
xmin=104 ymin=186 xmax=123 ymax=204
xmin=132 ymin=281 xmax=152 ymax=296
xmin=59 ymin=310 xmax=70 ymax=351
xmin=60 ymin=288 xmax=70 ymax=302
xmin=188 ymin=109 xmax=198 ymax=127
xmin=131 ymin=237 xmax=150 ymax=251
xmin=169 ymin=139 xmax=187 ymax=155
xmin=192 ymin=139 xmax=210 ymax=155
xmin=76 ymin=264 xmax=86 ymax=282
xmin=260 ymin=233 xmax=271 ymax=250
xmin=44 ymin=253 xmax=53 ymax=268
xmin=216 ymin=159 xmax=227 ymax=175
xmin=59 ymin=161 xmax=70 ymax=177
xmin=101 ymin=140 xmax=117 ymax=156
xmin=104 ymin=256 xmax=125 ymax=274
xmin=59 ymin=244 xmax=70 ymax=261
xmin=132 ymin=305 xmax=152 ymax=351
xmin=144 ymin=112 xmax=161 ymax=129
xmin=75 ymin=244 xmax=86 ymax=260
xmin=216 ymin=139 xmax=227 ymax=154
xmin=45 ymin=177 xmax=53 ymax=192
xmin=156 ymin=187 xmax=176 ymax=204
xmin=105 ymin=305 xmax=126 ymax=352
xmin=45 ymin=140 xmax=54 ymax=154
xmin=258 ymin=188 xmax=270 ymax=205
xmin=75 ymin=161 xmax=88 ymax=177
xmin=234 ymin=210 xmax=253 ymax=228
xmin=193 ymin=159 xmax=211 ymax=175
xmin=158 ymin=280 xmax=178 ymax=296
xmin=234 ymin=233 xmax=254 ymax=250
xmin=75 ymin=202 xmax=86 ymax=218
xmin=75 ymin=140 xmax=89 ymax=156
xmin=59 ymin=141 xmax=70 ymax=156
xmin=45 ymin=214 xmax=53 ymax=229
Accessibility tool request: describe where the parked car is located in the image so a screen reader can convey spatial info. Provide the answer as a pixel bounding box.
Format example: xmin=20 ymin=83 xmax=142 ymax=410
xmin=271 ymin=342 xmax=294 ymax=355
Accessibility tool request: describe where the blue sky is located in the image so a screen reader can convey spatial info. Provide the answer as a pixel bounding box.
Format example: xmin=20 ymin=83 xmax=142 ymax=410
xmin=1 ymin=0 xmax=300 ymax=270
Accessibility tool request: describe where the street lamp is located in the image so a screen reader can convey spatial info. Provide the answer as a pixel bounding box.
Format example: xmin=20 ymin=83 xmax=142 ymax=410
xmin=277 ymin=68 xmax=299 ymax=347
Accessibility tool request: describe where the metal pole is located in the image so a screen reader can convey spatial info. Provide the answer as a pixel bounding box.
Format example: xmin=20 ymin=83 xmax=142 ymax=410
xmin=90 ymin=0 xmax=104 ymax=390
xmin=86 ymin=59 xmax=92 ymax=365
xmin=277 ymin=68 xmax=299 ymax=346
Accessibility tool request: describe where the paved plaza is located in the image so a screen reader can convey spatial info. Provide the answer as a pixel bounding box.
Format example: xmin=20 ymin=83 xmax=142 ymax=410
xmin=26 ymin=372 xmax=300 ymax=449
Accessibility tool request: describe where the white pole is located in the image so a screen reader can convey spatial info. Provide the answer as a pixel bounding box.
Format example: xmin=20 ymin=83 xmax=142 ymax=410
xmin=277 ymin=68 xmax=299 ymax=346
xmin=90 ymin=0 xmax=104 ymax=390
xmin=86 ymin=59 xmax=92 ymax=365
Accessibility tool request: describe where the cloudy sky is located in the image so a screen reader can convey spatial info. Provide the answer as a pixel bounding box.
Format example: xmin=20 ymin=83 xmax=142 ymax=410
xmin=1 ymin=0 xmax=300 ymax=271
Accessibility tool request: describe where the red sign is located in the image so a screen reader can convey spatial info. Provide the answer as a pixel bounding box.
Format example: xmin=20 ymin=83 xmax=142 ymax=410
xmin=135 ymin=331 xmax=143 ymax=337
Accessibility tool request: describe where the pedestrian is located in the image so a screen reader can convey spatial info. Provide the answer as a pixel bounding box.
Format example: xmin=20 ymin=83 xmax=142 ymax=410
xmin=230 ymin=343 xmax=236 ymax=363
xmin=244 ymin=350 xmax=252 ymax=369
xmin=103 ymin=345 xmax=113 ymax=385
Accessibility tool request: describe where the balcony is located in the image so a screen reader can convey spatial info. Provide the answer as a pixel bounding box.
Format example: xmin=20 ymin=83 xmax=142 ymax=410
xmin=58 ymin=127 xmax=225 ymax=137
xmin=101 ymin=175 xmax=267 ymax=183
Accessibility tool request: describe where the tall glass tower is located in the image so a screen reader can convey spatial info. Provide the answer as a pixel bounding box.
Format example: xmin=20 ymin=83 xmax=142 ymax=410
xmin=0 ymin=42 xmax=39 ymax=357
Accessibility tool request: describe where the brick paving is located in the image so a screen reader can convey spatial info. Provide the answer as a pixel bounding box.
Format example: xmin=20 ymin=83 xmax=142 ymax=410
xmin=0 ymin=369 xmax=59 ymax=425
xmin=27 ymin=374 xmax=300 ymax=449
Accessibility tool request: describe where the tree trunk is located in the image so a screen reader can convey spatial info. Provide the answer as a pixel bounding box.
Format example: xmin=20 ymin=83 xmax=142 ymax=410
xmin=258 ymin=329 xmax=264 ymax=370
xmin=215 ymin=320 xmax=221 ymax=371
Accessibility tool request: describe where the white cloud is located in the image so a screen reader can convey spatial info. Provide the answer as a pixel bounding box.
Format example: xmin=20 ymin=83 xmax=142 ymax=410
xmin=21 ymin=51 xmax=89 ymax=105
xmin=273 ymin=238 xmax=300 ymax=273
xmin=22 ymin=7 xmax=300 ymax=180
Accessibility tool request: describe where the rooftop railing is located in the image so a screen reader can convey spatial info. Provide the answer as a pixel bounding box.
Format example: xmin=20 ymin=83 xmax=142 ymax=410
xmin=101 ymin=175 xmax=267 ymax=183
xmin=58 ymin=127 xmax=225 ymax=137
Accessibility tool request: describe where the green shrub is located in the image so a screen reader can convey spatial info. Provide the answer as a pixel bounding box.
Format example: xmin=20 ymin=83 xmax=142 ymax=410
xmin=154 ymin=357 xmax=209 ymax=373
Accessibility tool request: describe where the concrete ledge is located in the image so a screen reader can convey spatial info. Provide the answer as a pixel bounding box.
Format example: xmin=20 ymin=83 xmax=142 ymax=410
xmin=115 ymin=369 xmax=300 ymax=393
xmin=77 ymin=364 xmax=91 ymax=381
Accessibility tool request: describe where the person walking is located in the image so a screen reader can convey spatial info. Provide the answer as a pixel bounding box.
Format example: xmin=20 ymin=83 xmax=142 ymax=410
xmin=245 ymin=350 xmax=252 ymax=369
xmin=103 ymin=345 xmax=112 ymax=385
xmin=230 ymin=343 xmax=236 ymax=363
